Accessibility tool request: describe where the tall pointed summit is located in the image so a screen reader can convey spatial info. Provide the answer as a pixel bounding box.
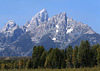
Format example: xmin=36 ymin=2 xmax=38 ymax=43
xmin=26 ymin=8 xmax=49 ymax=31
xmin=31 ymin=8 xmax=49 ymax=23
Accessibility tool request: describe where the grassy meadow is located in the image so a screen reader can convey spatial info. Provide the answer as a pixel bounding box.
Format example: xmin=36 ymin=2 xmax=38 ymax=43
xmin=0 ymin=67 xmax=100 ymax=71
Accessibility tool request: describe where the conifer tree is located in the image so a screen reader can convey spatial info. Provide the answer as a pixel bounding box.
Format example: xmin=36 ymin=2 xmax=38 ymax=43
xmin=40 ymin=51 xmax=48 ymax=68
xmin=90 ymin=44 xmax=99 ymax=66
xmin=44 ymin=54 xmax=51 ymax=68
xmin=19 ymin=59 xmax=24 ymax=69
xmin=32 ymin=46 xmax=45 ymax=68
xmin=97 ymin=46 xmax=100 ymax=65
xmin=45 ymin=48 xmax=64 ymax=68
xmin=26 ymin=59 xmax=32 ymax=69
xmin=67 ymin=45 xmax=73 ymax=67
xmin=77 ymin=40 xmax=91 ymax=67
xmin=60 ymin=50 xmax=66 ymax=68
xmin=14 ymin=61 xmax=19 ymax=69
xmin=72 ymin=45 xmax=78 ymax=68
xmin=48 ymin=48 xmax=53 ymax=54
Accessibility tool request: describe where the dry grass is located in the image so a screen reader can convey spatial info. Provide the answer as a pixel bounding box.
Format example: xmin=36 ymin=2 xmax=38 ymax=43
xmin=0 ymin=67 xmax=100 ymax=71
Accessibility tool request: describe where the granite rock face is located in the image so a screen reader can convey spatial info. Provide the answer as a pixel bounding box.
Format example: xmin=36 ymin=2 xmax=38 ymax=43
xmin=0 ymin=9 xmax=99 ymax=56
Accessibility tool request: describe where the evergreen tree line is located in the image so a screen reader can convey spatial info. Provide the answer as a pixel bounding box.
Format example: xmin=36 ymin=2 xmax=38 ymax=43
xmin=0 ymin=40 xmax=100 ymax=69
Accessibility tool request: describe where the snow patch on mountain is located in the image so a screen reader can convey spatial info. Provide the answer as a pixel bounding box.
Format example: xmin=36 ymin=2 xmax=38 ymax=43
xmin=52 ymin=37 xmax=56 ymax=41
xmin=0 ymin=48 xmax=5 ymax=52
xmin=56 ymin=30 xmax=59 ymax=33
xmin=67 ymin=29 xmax=73 ymax=34
xmin=56 ymin=25 xmax=59 ymax=28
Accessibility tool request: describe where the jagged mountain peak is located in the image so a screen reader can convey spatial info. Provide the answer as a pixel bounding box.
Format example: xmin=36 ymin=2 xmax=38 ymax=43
xmin=26 ymin=8 xmax=49 ymax=31
xmin=53 ymin=12 xmax=67 ymax=17
xmin=0 ymin=9 xmax=100 ymax=56
xmin=59 ymin=12 xmax=66 ymax=15
xmin=0 ymin=20 xmax=19 ymax=33
xmin=6 ymin=20 xmax=17 ymax=27
xmin=31 ymin=8 xmax=49 ymax=22
xmin=25 ymin=21 xmax=30 ymax=26
xmin=67 ymin=17 xmax=74 ymax=21
xmin=58 ymin=12 xmax=67 ymax=20
xmin=38 ymin=8 xmax=47 ymax=14
xmin=49 ymin=12 xmax=67 ymax=25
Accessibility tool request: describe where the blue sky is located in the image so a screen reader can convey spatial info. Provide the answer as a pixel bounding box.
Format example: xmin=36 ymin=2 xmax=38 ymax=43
xmin=0 ymin=0 xmax=100 ymax=34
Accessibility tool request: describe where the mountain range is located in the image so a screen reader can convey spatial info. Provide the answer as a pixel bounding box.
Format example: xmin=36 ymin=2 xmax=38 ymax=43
xmin=0 ymin=8 xmax=100 ymax=56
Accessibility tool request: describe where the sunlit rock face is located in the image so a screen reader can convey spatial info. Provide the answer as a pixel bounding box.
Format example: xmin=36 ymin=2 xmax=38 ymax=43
xmin=0 ymin=9 xmax=99 ymax=56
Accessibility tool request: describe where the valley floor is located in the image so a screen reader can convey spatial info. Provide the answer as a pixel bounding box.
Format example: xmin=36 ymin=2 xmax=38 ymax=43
xmin=0 ymin=67 xmax=100 ymax=71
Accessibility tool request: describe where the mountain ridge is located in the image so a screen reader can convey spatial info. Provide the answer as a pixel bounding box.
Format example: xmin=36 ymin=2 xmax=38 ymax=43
xmin=0 ymin=8 xmax=99 ymax=56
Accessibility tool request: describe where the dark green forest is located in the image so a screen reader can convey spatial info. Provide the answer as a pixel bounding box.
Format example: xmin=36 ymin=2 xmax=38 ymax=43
xmin=0 ymin=40 xmax=100 ymax=69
